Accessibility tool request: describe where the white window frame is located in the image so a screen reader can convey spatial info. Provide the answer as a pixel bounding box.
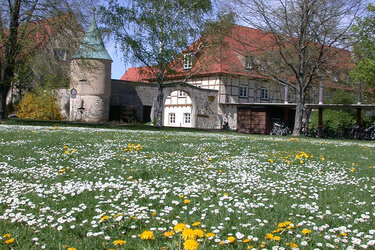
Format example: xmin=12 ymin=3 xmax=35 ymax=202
xmin=239 ymin=86 xmax=248 ymax=98
xmin=169 ymin=113 xmax=176 ymax=124
xmin=183 ymin=113 xmax=191 ymax=124
xmin=183 ymin=54 xmax=192 ymax=70
xmin=261 ymin=88 xmax=269 ymax=100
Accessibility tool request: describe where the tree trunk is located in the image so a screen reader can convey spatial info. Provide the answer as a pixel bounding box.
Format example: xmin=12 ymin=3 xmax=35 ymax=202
xmin=155 ymin=70 xmax=164 ymax=127
xmin=0 ymin=85 xmax=10 ymax=120
xmin=292 ymin=87 xmax=305 ymax=136
xmin=0 ymin=0 xmax=21 ymax=121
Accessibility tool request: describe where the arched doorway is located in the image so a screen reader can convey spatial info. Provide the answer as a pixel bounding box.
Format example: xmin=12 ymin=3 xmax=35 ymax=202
xmin=164 ymin=90 xmax=193 ymax=128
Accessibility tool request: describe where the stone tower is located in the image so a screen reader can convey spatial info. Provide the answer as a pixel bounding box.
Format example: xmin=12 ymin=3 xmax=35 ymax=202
xmin=69 ymin=13 xmax=112 ymax=122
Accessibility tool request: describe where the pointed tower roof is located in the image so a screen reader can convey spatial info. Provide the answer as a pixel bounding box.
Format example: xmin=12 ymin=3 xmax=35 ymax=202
xmin=72 ymin=12 xmax=112 ymax=61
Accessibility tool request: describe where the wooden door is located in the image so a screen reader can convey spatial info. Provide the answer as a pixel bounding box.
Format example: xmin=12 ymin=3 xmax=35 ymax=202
xmin=237 ymin=108 xmax=251 ymax=134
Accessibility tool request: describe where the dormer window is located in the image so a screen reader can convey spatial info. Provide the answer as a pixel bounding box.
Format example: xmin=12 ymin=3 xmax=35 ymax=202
xmin=260 ymin=60 xmax=267 ymax=71
xmin=183 ymin=54 xmax=192 ymax=70
xmin=53 ymin=48 xmax=67 ymax=61
xmin=245 ymin=57 xmax=253 ymax=70
xmin=333 ymin=74 xmax=338 ymax=82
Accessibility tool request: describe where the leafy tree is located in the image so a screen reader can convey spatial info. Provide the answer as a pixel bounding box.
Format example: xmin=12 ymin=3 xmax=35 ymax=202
xmin=99 ymin=0 xmax=213 ymax=127
xmin=226 ymin=0 xmax=363 ymax=135
xmin=351 ymin=3 xmax=375 ymax=87
xmin=0 ymin=0 xmax=96 ymax=120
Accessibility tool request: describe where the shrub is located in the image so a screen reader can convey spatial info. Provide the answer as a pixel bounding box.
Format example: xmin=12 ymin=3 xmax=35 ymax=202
xmin=310 ymin=110 xmax=355 ymax=134
xmin=16 ymin=89 xmax=62 ymax=120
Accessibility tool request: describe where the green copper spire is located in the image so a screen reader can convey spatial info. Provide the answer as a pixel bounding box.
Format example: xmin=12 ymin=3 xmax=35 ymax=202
xmin=72 ymin=12 xmax=112 ymax=61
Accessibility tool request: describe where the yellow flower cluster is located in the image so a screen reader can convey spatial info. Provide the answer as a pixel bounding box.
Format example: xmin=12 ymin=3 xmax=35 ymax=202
xmin=139 ymin=230 xmax=155 ymax=240
xmin=2 ymin=234 xmax=14 ymax=245
xmin=113 ymin=239 xmax=126 ymax=245
xmin=16 ymin=90 xmax=62 ymax=120
xmin=123 ymin=143 xmax=143 ymax=153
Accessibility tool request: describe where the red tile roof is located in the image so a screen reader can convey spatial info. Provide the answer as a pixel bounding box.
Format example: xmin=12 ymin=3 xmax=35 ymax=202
xmin=121 ymin=25 xmax=353 ymax=83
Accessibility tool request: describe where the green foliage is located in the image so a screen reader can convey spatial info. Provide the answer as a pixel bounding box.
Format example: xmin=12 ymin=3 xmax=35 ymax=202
xmin=16 ymin=89 xmax=62 ymax=120
xmin=328 ymin=89 xmax=354 ymax=104
xmin=310 ymin=109 xmax=355 ymax=132
xmin=351 ymin=3 xmax=375 ymax=86
xmin=99 ymin=0 xmax=212 ymax=71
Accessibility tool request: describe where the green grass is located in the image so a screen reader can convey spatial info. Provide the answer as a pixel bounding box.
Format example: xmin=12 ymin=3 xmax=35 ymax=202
xmin=0 ymin=123 xmax=374 ymax=249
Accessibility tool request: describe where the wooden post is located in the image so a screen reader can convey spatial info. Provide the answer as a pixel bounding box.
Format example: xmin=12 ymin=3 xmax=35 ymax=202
xmin=356 ymin=108 xmax=361 ymax=126
xmin=318 ymin=108 xmax=323 ymax=137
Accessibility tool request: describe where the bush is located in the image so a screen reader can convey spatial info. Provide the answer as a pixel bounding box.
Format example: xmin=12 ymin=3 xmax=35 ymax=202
xmin=309 ymin=109 xmax=375 ymax=136
xmin=310 ymin=110 xmax=355 ymax=135
xmin=16 ymin=89 xmax=62 ymax=120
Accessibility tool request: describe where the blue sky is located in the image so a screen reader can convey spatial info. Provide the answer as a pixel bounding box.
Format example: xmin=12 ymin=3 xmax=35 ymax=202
xmin=106 ymin=41 xmax=126 ymax=80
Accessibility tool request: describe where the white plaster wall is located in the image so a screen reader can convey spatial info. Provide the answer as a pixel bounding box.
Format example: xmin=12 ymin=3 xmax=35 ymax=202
xmin=70 ymin=95 xmax=109 ymax=122
xmin=164 ymin=105 xmax=192 ymax=128
xmin=70 ymin=59 xmax=111 ymax=98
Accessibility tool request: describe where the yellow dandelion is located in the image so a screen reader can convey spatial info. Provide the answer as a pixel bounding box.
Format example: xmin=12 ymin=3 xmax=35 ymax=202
xmin=341 ymin=232 xmax=347 ymax=237
xmin=243 ymin=238 xmax=252 ymax=243
xmin=113 ymin=239 xmax=126 ymax=245
xmin=268 ymin=159 xmax=274 ymax=163
xmin=205 ymin=232 xmax=215 ymax=238
xmin=227 ymin=236 xmax=236 ymax=243
xmin=192 ymin=221 xmax=201 ymax=227
xmin=193 ymin=229 xmax=204 ymax=239
xmin=5 ymin=238 xmax=15 ymax=244
xmin=174 ymin=223 xmax=186 ymax=232
xmin=286 ymin=242 xmax=298 ymax=248
xmin=67 ymin=248 xmax=77 ymax=250
xmin=302 ymin=229 xmax=312 ymax=235
xmin=273 ymin=228 xmax=284 ymax=233
xmin=266 ymin=233 xmax=274 ymax=240
xmin=273 ymin=236 xmax=281 ymax=241
xmin=182 ymin=228 xmax=196 ymax=240
xmin=72 ymin=149 xmax=77 ymax=153
xmin=351 ymin=168 xmax=355 ymax=172
xmin=3 ymin=233 xmax=11 ymax=238
xmin=100 ymin=215 xmax=110 ymax=222
xmin=163 ymin=231 xmax=175 ymax=238
xmin=139 ymin=230 xmax=155 ymax=240
xmin=183 ymin=239 xmax=199 ymax=250
xmin=184 ymin=199 xmax=191 ymax=204
xmin=247 ymin=245 xmax=254 ymax=249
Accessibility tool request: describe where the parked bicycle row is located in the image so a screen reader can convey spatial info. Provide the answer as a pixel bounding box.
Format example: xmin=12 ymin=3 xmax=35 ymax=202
xmin=270 ymin=121 xmax=375 ymax=140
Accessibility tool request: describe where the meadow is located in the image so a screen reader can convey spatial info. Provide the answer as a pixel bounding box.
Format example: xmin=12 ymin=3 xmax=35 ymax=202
xmin=0 ymin=124 xmax=374 ymax=250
